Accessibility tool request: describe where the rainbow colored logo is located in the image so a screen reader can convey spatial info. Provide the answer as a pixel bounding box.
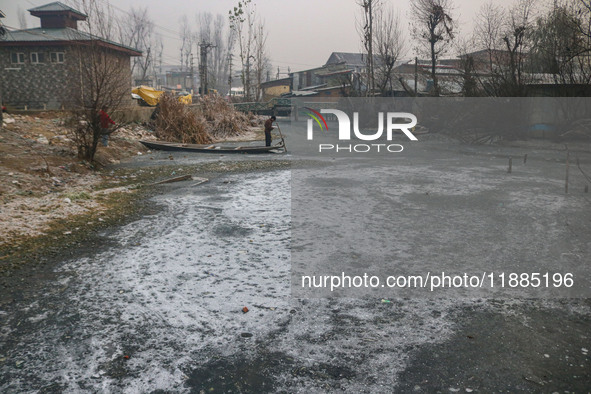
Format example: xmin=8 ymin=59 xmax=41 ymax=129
xmin=305 ymin=107 xmax=328 ymax=131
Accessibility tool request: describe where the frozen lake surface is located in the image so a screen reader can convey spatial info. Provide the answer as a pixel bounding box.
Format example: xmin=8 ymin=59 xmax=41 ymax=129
xmin=1 ymin=145 xmax=590 ymax=391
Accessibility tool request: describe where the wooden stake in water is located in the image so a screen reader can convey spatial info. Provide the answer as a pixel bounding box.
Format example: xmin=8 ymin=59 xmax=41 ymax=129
xmin=565 ymin=151 xmax=570 ymax=194
xmin=508 ymin=157 xmax=512 ymax=173
xmin=524 ymin=154 xmax=528 ymax=164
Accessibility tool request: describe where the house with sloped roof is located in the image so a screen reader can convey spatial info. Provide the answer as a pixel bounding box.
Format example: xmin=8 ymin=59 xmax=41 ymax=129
xmin=325 ymin=52 xmax=368 ymax=72
xmin=0 ymin=2 xmax=141 ymax=110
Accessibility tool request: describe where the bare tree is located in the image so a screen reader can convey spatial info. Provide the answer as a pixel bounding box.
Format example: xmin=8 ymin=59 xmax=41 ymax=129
xmin=502 ymin=0 xmax=538 ymax=95
xmin=474 ymin=2 xmax=505 ymax=74
xmin=531 ymin=0 xmax=591 ymax=87
xmin=66 ymin=0 xmax=119 ymax=40
xmin=120 ymin=7 xmax=157 ymax=84
xmin=212 ymin=14 xmax=226 ymax=89
xmin=374 ymin=6 xmax=406 ymax=95
xmin=570 ymin=0 xmax=591 ymax=46
xmin=472 ymin=0 xmax=538 ymax=96
xmin=456 ymin=38 xmax=482 ymax=96
xmin=253 ymin=20 xmax=270 ymax=101
xmin=357 ymin=0 xmax=381 ymax=95
xmin=69 ymin=43 xmax=131 ymax=161
xmin=179 ymin=16 xmax=194 ymax=72
xmin=215 ymin=14 xmax=236 ymax=94
xmin=17 ymin=5 xmax=28 ymax=29
xmin=195 ymin=13 xmax=235 ymax=94
xmin=229 ymin=0 xmax=256 ymax=101
xmin=197 ymin=12 xmax=213 ymax=44
xmin=410 ymin=0 xmax=455 ymax=96
xmin=65 ymin=2 xmax=133 ymax=161
xmin=152 ymin=36 xmax=164 ymax=87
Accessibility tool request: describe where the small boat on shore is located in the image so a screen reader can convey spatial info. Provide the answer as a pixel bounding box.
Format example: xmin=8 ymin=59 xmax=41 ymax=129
xmin=139 ymin=139 xmax=285 ymax=154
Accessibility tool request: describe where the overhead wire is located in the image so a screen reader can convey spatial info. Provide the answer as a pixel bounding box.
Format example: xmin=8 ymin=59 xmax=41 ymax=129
xmin=11 ymin=0 xmax=316 ymax=72
xmin=93 ymin=0 xmax=318 ymax=70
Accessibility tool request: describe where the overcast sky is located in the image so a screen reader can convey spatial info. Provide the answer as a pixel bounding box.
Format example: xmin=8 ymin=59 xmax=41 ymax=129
xmin=3 ymin=0 xmax=526 ymax=72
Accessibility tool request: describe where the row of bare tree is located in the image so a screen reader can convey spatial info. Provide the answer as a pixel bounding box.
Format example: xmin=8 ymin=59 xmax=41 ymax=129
xmin=465 ymin=0 xmax=591 ymax=96
xmin=64 ymin=0 xmax=163 ymax=86
xmin=228 ymin=0 xmax=271 ymax=101
xmin=59 ymin=0 xmax=272 ymax=161
xmin=176 ymin=0 xmax=270 ymax=100
xmin=357 ymin=0 xmax=591 ymax=97
xmin=66 ymin=0 xmax=271 ymax=99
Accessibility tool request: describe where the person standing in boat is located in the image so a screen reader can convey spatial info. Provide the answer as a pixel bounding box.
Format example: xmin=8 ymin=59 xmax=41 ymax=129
xmin=264 ymin=115 xmax=276 ymax=147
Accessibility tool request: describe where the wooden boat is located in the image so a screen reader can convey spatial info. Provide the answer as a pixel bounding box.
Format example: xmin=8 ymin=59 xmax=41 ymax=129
xmin=139 ymin=139 xmax=285 ymax=154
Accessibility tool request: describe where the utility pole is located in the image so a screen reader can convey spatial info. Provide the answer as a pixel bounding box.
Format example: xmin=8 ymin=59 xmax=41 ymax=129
xmin=190 ymin=54 xmax=195 ymax=94
xmin=180 ymin=48 xmax=183 ymax=72
xmin=414 ymin=57 xmax=418 ymax=95
xmin=158 ymin=50 xmax=163 ymax=89
xmin=199 ymin=41 xmax=216 ymax=95
xmin=227 ymin=53 xmax=233 ymax=97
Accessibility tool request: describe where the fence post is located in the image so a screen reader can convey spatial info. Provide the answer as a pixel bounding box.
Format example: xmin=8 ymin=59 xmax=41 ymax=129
xmin=565 ymin=150 xmax=570 ymax=194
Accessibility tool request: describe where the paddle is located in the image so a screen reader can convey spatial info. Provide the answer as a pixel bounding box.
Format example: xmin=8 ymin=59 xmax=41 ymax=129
xmin=274 ymin=120 xmax=287 ymax=153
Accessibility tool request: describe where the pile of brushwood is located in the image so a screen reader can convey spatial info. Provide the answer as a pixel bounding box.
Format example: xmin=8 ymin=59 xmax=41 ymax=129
xmin=154 ymin=93 xmax=258 ymax=143
xmin=153 ymin=94 xmax=211 ymax=144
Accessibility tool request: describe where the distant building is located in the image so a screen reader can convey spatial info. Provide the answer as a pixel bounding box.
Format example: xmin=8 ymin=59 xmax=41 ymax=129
xmin=0 ymin=1 xmax=141 ymax=110
xmin=324 ymin=52 xmax=367 ymax=73
xmin=260 ymin=77 xmax=291 ymax=101
xmin=390 ymin=60 xmax=463 ymax=96
xmin=165 ymin=70 xmax=194 ymax=92
xmin=259 ymin=52 xmax=469 ymax=101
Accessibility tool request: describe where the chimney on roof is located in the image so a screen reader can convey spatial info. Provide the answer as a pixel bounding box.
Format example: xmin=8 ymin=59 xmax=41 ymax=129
xmin=28 ymin=2 xmax=87 ymax=30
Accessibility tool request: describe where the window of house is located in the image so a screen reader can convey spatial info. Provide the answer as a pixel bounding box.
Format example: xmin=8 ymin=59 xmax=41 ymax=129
xmin=50 ymin=52 xmax=65 ymax=63
xmin=11 ymin=53 xmax=25 ymax=64
xmin=31 ymin=52 xmax=45 ymax=64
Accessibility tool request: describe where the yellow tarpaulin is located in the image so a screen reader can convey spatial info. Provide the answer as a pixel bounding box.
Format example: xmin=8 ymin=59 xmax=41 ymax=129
xmin=177 ymin=93 xmax=192 ymax=105
xmin=132 ymin=86 xmax=164 ymax=106
xmin=132 ymin=86 xmax=193 ymax=106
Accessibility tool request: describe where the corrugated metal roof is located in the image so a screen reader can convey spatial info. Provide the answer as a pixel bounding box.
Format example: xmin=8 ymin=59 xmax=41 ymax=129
xmin=290 ymin=90 xmax=318 ymax=97
xmin=0 ymin=27 xmax=141 ymax=55
xmin=326 ymin=52 xmax=366 ymax=67
xmin=4 ymin=27 xmax=90 ymax=42
xmin=325 ymin=52 xmax=405 ymax=69
xmin=300 ymin=83 xmax=327 ymax=91
xmin=28 ymin=2 xmax=87 ymax=17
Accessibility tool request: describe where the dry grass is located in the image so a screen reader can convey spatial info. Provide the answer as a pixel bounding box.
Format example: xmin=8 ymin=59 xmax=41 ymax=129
xmin=154 ymin=94 xmax=260 ymax=143
xmin=154 ymin=93 xmax=212 ymax=144
xmin=199 ymin=95 xmax=253 ymax=140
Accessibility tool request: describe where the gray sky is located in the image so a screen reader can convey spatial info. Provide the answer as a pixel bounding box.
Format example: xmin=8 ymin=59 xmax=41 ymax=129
xmin=3 ymin=0 xmax=520 ymax=72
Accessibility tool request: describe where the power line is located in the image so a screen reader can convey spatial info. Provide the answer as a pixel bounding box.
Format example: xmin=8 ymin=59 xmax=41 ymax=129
xmin=3 ymin=22 xmax=184 ymax=67
xmin=93 ymin=0 xmax=183 ymax=41
xmin=273 ymin=59 xmax=321 ymax=67
xmin=18 ymin=0 xmax=318 ymax=72
xmin=94 ymin=0 xmax=318 ymax=70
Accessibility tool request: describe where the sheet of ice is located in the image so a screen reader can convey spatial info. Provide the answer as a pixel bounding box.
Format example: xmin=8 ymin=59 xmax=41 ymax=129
xmin=2 ymin=159 xmax=589 ymax=392
xmin=1 ymin=171 xmax=290 ymax=392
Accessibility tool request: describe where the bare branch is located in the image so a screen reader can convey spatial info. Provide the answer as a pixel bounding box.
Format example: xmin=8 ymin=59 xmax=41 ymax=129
xmin=410 ymin=0 xmax=456 ymax=96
